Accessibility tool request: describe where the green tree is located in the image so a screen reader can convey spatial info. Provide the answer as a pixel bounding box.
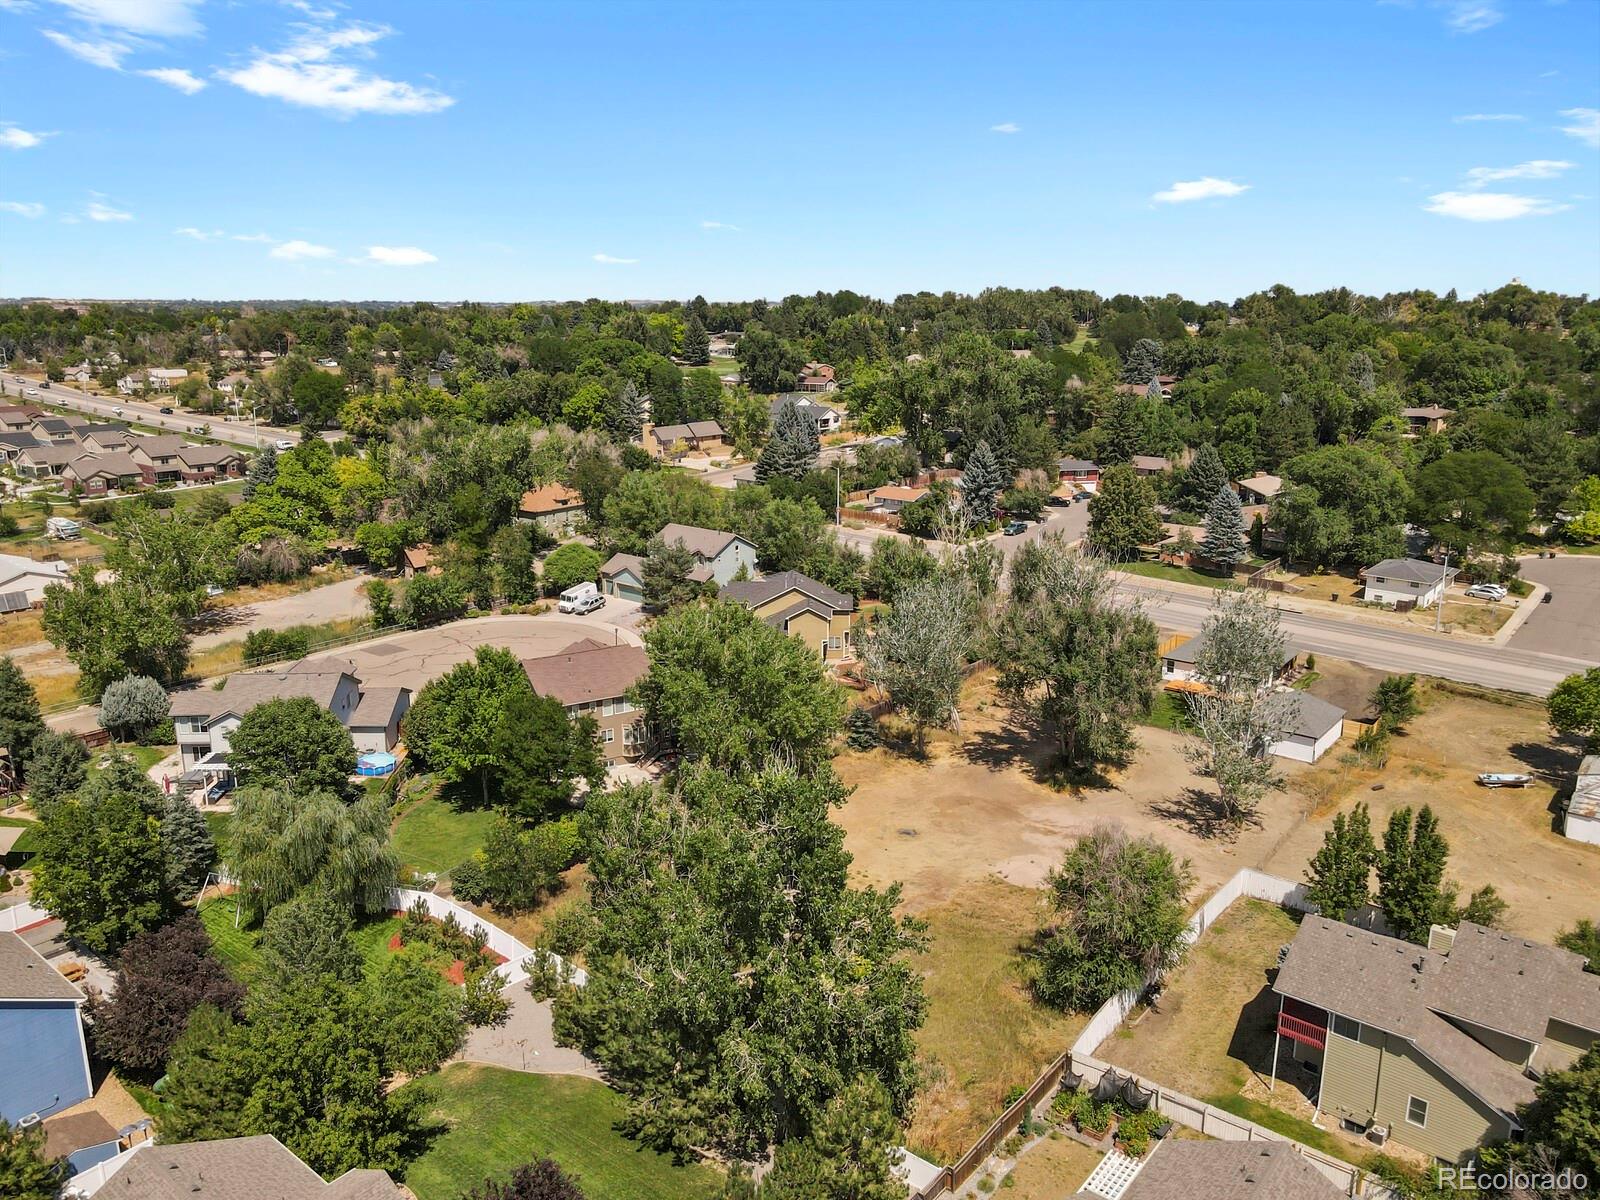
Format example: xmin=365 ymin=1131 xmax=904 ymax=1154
xmin=1033 ymin=825 xmax=1194 ymax=1012
xmin=365 ymin=578 xmax=397 ymax=628
xmin=367 ymin=953 xmax=466 ymax=1076
xmin=1182 ymin=443 xmax=1228 ymax=513
xmin=106 ymin=503 xmax=230 ymax=618
xmin=738 ymin=327 xmax=800 ymax=394
xmin=161 ymin=794 xmax=216 ymax=900
xmin=154 ymin=1002 xmax=251 ymax=1143
xmin=1303 ymin=803 xmax=1376 ymax=920
xmin=1269 ymin=484 xmax=1353 ymax=570
xmin=1371 ymin=674 xmax=1422 ymax=733
xmin=227 ymin=788 xmax=396 ymax=924
xmin=0 ymin=1117 xmax=63 ymax=1200
xmin=42 ymin=567 xmax=190 ymax=700
xmin=400 ymin=572 xmax=468 ymax=626
xmin=635 ymin=601 xmax=847 ymax=774
xmin=462 ymin=1158 xmax=584 ymax=1200
xmin=1556 ymin=918 xmax=1600 ymax=972
xmin=1087 ymin=464 xmax=1161 ymax=561
xmin=863 ymin=537 xmax=938 ymax=602
xmin=755 ymin=1076 xmax=905 ymax=1200
xmin=681 ymin=316 xmax=711 ymax=366
xmin=491 ymin=689 xmax=604 ymax=824
xmin=355 ymin=520 xmax=409 ymax=572
xmin=1120 ymin=337 xmax=1162 ymax=384
xmin=551 ymin=764 xmax=926 ymax=1161
xmin=1098 ymin=396 xmax=1142 ymax=465
xmin=1376 ymin=805 xmax=1452 ymax=944
xmin=1549 ymin=668 xmax=1600 ymax=752
xmin=481 ymin=814 xmax=580 ymax=910
xmin=640 ymin=536 xmax=703 ymax=614
xmin=405 ymin=646 xmax=533 ymax=805
xmin=228 ymin=697 xmax=357 ymax=797
xmin=291 ymin=368 xmax=346 ymax=428
xmin=992 ymin=537 xmax=1160 ymax=768
xmin=97 ymin=674 xmax=171 ymax=741
xmin=861 ymin=573 xmax=970 ymax=753
xmin=1199 ymin=484 xmax=1248 ymax=572
xmin=0 ymin=656 xmax=44 ymax=785
xmin=29 ymin=786 xmax=173 ymax=954
xmin=1278 ymin=444 xmax=1410 ymax=566
xmin=757 ymin=399 xmax=820 ymax=483
xmin=1410 ymin=450 xmax=1535 ymax=557
xmin=540 ymin=542 xmax=602 ymax=597
xmin=959 ymin=438 xmax=1007 ymax=525
xmin=260 ymin=890 xmax=362 ymax=984
xmin=243 ymin=445 xmax=278 ymax=499
xmin=22 ymin=730 xmax=89 ymax=806
xmin=1514 ymin=1045 xmax=1600 ymax=1186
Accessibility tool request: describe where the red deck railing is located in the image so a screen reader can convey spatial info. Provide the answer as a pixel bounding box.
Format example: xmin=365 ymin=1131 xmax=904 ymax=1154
xmin=1277 ymin=1011 xmax=1326 ymax=1049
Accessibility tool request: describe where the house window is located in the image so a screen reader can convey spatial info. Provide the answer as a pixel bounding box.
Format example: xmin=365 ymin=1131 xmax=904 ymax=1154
xmin=1406 ymin=1096 xmax=1428 ymax=1127
xmin=1331 ymin=1014 xmax=1361 ymax=1041
xmin=602 ymin=729 xmax=614 ymax=743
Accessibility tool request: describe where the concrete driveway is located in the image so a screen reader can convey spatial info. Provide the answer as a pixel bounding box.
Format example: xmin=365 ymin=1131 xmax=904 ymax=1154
xmin=1509 ymin=555 xmax=1600 ymax=664
xmin=454 ymin=985 xmax=601 ymax=1079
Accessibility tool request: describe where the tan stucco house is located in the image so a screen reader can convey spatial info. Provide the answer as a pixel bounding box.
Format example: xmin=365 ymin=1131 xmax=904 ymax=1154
xmin=522 ymin=638 xmax=650 ymax=764
xmin=720 ymin=570 xmax=856 ymax=661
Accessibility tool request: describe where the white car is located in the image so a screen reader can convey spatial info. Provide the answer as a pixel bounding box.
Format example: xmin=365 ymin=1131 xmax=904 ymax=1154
xmin=1464 ymin=583 xmax=1508 ymax=601
xmin=275 ymin=439 xmax=294 ymax=451
xmin=23 ymin=388 xmax=38 ymax=397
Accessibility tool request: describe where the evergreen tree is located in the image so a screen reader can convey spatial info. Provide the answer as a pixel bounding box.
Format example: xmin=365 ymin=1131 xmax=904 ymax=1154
xmin=242 ymin=445 xmax=278 ymax=499
xmin=1087 ymin=465 xmax=1162 ymax=561
xmin=98 ymin=674 xmax=171 ymax=742
xmin=1033 ymin=320 xmax=1056 ymax=350
xmin=1183 ymin=443 xmax=1228 ymax=512
xmin=756 ymin=400 xmax=819 ymax=482
xmin=1145 ymin=376 xmax=1164 ymax=401
xmin=681 ymin=316 xmax=711 ymax=366
xmin=756 ymin=1076 xmax=906 ymax=1200
xmin=1199 ymin=484 xmax=1248 ymax=571
xmin=640 ymin=536 xmax=703 ymax=614
xmin=0 ymin=656 xmax=44 ymax=785
xmin=1346 ymin=350 xmax=1377 ymax=395
xmin=617 ymin=381 xmax=647 ymax=441
xmin=259 ymin=890 xmax=362 ymax=984
xmin=22 ymin=730 xmax=89 ymax=807
xmin=978 ymin=412 xmax=1017 ymax=481
xmin=1098 ymin=396 xmax=1142 ymax=465
xmin=154 ymin=1003 xmax=251 ymax=1144
xmin=960 ymin=438 xmax=1006 ymax=525
xmin=161 ymin=795 xmax=216 ymax=900
xmin=0 ymin=1117 xmax=64 ymax=1200
xmin=1120 ymin=337 xmax=1163 ymax=384
xmin=1376 ymin=805 xmax=1452 ymax=943
xmin=1303 ymin=803 xmax=1375 ymax=920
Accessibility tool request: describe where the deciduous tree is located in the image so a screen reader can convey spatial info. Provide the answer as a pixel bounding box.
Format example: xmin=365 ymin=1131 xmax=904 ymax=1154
xmin=490 ymin=689 xmax=603 ymax=824
xmin=540 ymin=542 xmax=601 ymax=597
xmin=1087 ymin=464 xmax=1161 ymax=561
xmin=1410 ymin=450 xmax=1535 ymax=557
xmin=861 ymin=574 xmax=971 ymax=752
xmin=227 ymin=788 xmax=396 ymax=924
xmin=97 ymin=674 xmax=171 ymax=742
xmin=1376 ymin=805 xmax=1452 ymax=944
xmin=1303 ymin=803 xmax=1375 ymax=921
xmin=228 ymin=697 xmax=357 ymax=797
xmin=1549 ymin=667 xmax=1600 ymax=752
xmin=405 ymin=646 xmax=533 ymax=805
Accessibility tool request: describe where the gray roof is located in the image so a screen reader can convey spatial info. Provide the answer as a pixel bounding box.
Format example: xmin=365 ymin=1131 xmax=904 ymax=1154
xmin=98 ymin=1135 xmax=402 ymax=1199
xmin=658 ymin=522 xmax=745 ymax=562
xmin=1281 ymin=692 xmax=1345 ymax=740
xmin=350 ymin=686 xmax=408 ymax=728
xmin=720 ymin=570 xmax=853 ymax=614
xmin=653 ymin=420 xmax=725 ymax=443
xmin=168 ymin=669 xmax=353 ymax=721
xmin=0 ymin=432 xmax=42 ymax=450
xmin=18 ymin=444 xmax=75 ymax=466
xmin=1131 ymin=454 xmax=1171 ymax=471
xmin=1163 ymin=631 xmax=1296 ymax=668
xmin=600 ymin=551 xmax=646 ymax=581
xmin=1116 ymin=1139 xmax=1342 ymax=1200
xmin=0 ymin=930 xmax=83 ymax=1001
xmin=32 ymin=418 xmax=72 ymax=435
xmin=1275 ymin=918 xmax=1600 ymax=1116
xmin=130 ymin=433 xmax=184 ymax=459
xmin=67 ymin=450 xmax=142 ymax=480
xmin=1363 ymin=557 xmax=1459 ymax=585
xmin=770 ymin=395 xmax=837 ymax=423
xmin=1058 ymin=457 xmax=1098 ymax=472
xmin=176 ymin=443 xmax=244 ymax=468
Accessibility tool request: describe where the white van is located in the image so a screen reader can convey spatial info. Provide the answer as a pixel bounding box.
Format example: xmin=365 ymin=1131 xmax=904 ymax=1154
xmin=558 ymin=582 xmax=604 ymax=614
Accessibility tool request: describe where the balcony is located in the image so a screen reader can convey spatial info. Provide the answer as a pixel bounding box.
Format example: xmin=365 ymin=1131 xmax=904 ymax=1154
xmin=1277 ymin=1011 xmax=1326 ymax=1050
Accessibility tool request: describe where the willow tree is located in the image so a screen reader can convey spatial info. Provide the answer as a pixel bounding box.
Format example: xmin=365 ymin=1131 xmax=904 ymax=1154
xmin=226 ymin=789 xmax=396 ymax=925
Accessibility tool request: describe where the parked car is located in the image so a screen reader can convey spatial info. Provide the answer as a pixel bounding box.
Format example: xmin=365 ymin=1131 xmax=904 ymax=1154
xmin=558 ymin=582 xmax=605 ymax=614
xmin=159 ymin=405 xmax=174 ymax=414
xmin=1465 ymin=583 xmax=1508 ymax=601
xmin=1073 ymin=491 xmax=1091 ymax=502
xmin=275 ymin=439 xmax=294 ymax=451
xmin=1003 ymin=520 xmax=1028 ymax=536
xmin=1542 ymin=591 xmax=1554 ymax=604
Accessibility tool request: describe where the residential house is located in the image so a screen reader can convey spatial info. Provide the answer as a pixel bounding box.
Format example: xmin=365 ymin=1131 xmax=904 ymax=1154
xmin=1160 ymin=630 xmax=1298 ymax=688
xmin=41 ymin=1110 xmax=125 ymax=1177
xmin=402 ymin=544 xmax=438 ymax=578
xmin=1402 ymin=406 xmax=1453 ymax=436
xmin=1131 ymin=454 xmax=1172 ymax=476
xmin=62 ymin=451 xmax=144 ymax=495
xmin=89 ymin=1135 xmax=404 ymax=1200
xmin=1057 ymin=458 xmax=1101 ymax=492
xmin=718 ymin=371 xmax=742 ymax=388
xmin=644 ymin=420 xmax=727 ymax=457
xmin=1272 ymin=917 xmax=1600 ymax=1163
xmin=77 ymin=424 xmax=133 ymax=453
xmin=797 ymin=361 xmax=837 ymax=392
xmin=708 ymin=335 xmax=738 ymax=358
xmin=174 ymin=443 xmax=246 ymax=481
xmin=771 ymin=394 xmax=842 ymax=435
xmin=1087 ymin=1139 xmax=1343 ymax=1200
xmin=65 ymin=362 xmax=94 ymax=386
xmin=30 ymin=417 xmax=78 ymax=444
xmin=656 ymin=522 xmax=758 ymax=585
xmin=869 ymin=484 xmax=929 ymax=513
xmin=599 ymin=552 xmax=649 ymax=602
xmin=0 ymin=405 xmax=43 ymax=432
xmin=1270 ymin=692 xmax=1346 ymax=764
xmin=522 ymin=638 xmax=650 ymax=764
xmin=215 ymin=371 xmax=250 ymax=396
xmin=721 ymin=570 xmax=856 ymax=661
xmin=1361 ymin=557 xmax=1458 ymax=608
xmin=13 ymin=444 xmax=75 ymax=478
xmin=1563 ymin=755 xmax=1600 ymax=846
xmin=127 ymin=434 xmax=187 ymax=483
xmin=0 ymin=431 xmax=43 ymax=463
xmin=0 ymin=931 xmax=93 ymax=1124
xmin=1234 ymin=474 xmax=1284 ymax=505
xmin=168 ymin=664 xmax=408 ymax=773
xmin=117 ymin=367 xmax=188 ymax=394
xmin=516 ymin=482 xmax=585 ymax=534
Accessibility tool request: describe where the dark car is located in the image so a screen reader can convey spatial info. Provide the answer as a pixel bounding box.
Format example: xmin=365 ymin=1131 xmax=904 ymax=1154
xmin=159 ymin=406 xmax=174 ymax=414
xmin=1542 ymin=591 xmax=1553 ymax=604
xmin=1073 ymin=491 xmax=1091 ymax=502
xmin=1003 ymin=520 xmax=1028 ymax=536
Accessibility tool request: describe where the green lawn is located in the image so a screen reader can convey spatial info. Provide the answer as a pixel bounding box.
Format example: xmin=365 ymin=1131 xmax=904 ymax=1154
xmin=199 ymin=894 xmax=402 ymax=980
xmin=391 ymin=795 xmax=496 ymax=878
xmin=89 ymin=744 xmax=172 ymax=778
xmin=1138 ymin=689 xmax=1192 ymax=733
xmin=1 ymin=815 xmax=39 ymax=866
xmin=401 ymin=1064 xmax=722 ymax=1200
xmin=1117 ymin=560 xmax=1243 ymax=590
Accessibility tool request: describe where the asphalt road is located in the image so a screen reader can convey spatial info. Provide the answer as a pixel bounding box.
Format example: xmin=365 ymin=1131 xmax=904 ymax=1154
xmin=1 ymin=375 xmax=302 ymax=449
xmin=1508 ymin=555 xmax=1600 ymax=663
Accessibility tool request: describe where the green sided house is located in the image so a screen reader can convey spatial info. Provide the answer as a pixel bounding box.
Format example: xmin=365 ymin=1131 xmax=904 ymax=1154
xmin=1272 ymin=917 xmax=1600 ymax=1165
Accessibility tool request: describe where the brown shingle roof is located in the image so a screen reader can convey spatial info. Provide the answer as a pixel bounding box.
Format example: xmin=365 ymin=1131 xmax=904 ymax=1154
xmin=522 ymin=642 xmax=648 ymax=706
xmin=98 ymin=1135 xmax=403 ymax=1199
xmin=720 ymin=570 xmax=853 ymax=613
xmin=0 ymin=930 xmax=84 ymax=1001
xmin=176 ymin=444 xmax=244 ymax=469
xmin=1119 ymin=1140 xmax=1343 ymax=1200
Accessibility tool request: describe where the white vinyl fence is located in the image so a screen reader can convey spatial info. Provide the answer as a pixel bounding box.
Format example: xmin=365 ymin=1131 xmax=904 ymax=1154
xmin=386 ymin=887 xmax=587 ymax=987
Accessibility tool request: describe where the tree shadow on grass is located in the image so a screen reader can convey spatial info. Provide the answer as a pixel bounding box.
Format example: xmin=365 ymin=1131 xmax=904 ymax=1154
xmin=1506 ymin=737 xmax=1581 ymax=780
xmin=1146 ymin=787 xmax=1259 ymax=841
xmin=957 ymin=708 xmax=1113 ymax=791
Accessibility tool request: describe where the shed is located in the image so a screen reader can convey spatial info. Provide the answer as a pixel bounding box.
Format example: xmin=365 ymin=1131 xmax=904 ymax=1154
xmin=1270 ymin=692 xmax=1346 ymax=764
xmin=1566 ymin=756 xmax=1600 ymax=847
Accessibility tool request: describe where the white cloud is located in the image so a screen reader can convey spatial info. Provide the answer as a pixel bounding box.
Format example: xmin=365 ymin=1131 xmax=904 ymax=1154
xmin=232 ymin=232 xmax=276 ymax=243
xmin=50 ymin=0 xmax=202 ymax=37
xmin=140 ymin=66 xmax=205 ymax=93
xmin=283 ymin=0 xmax=340 ymax=19
xmin=0 ymin=124 xmax=48 ymax=149
xmin=270 ymin=238 xmax=336 ymax=260
xmin=174 ymin=226 xmax=224 ymax=239
xmin=1464 ymin=159 xmax=1575 ymax=186
xmin=1423 ymin=190 xmax=1569 ymax=220
xmin=592 ymin=253 xmax=638 ymax=264
xmin=360 ymin=245 xmax=436 ymax=266
xmin=700 ymin=220 xmax=740 ymax=231
xmin=1443 ymin=1 xmax=1503 ymax=34
xmin=1559 ymin=108 xmax=1600 ymax=149
xmin=990 ymin=122 xmax=1020 ymax=134
xmin=86 ymin=198 xmax=132 ymax=221
xmin=1151 ymin=177 xmax=1250 ymax=204
xmin=0 ymin=201 xmax=46 ymax=218
xmin=42 ymin=28 xmax=130 ymax=69
xmin=217 ymin=22 xmax=455 ymax=116
xmin=1453 ymin=112 xmax=1524 ymax=122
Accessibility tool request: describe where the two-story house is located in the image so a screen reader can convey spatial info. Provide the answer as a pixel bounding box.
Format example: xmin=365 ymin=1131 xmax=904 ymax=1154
xmin=128 ymin=434 xmax=187 ymax=484
xmin=1057 ymin=458 xmax=1100 ymax=492
xmin=0 ymin=932 xmax=93 ymax=1125
xmin=600 ymin=523 xmax=758 ymax=601
xmin=522 ymin=639 xmax=650 ymax=765
xmin=1402 ymin=406 xmax=1453 ymax=436
xmin=516 ymin=482 xmax=585 ymax=535
xmin=62 ymin=451 xmax=144 ymax=495
xmin=1272 ymin=918 xmax=1600 ymax=1165
xmin=720 ymin=570 xmax=856 ymax=661
xmin=174 ymin=443 xmax=247 ymax=482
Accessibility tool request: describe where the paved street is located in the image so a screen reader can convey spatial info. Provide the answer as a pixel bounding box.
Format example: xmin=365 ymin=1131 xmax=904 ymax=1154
xmin=1508 ymin=555 xmax=1600 ymax=663
xmin=1 ymin=375 xmax=303 ymax=450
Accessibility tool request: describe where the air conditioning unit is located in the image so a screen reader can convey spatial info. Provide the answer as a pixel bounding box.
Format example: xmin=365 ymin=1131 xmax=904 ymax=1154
xmin=17 ymin=1112 xmax=41 ymax=1130
xmin=1367 ymin=1124 xmax=1390 ymax=1147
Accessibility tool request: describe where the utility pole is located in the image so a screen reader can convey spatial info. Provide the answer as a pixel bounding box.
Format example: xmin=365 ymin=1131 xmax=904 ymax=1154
xmin=1434 ymin=551 xmax=1451 ymax=634
xmin=835 ymin=460 xmax=842 ymax=527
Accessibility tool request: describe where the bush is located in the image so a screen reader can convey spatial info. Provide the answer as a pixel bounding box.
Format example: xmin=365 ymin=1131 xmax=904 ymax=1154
xmin=845 ymin=706 xmax=880 ymax=750
xmin=1113 ymin=1107 xmax=1162 ymax=1157
xmin=448 ymin=856 xmax=490 ymax=905
xmin=540 ymin=542 xmax=602 ymax=597
xmin=98 ymin=674 xmax=171 ymax=741
xmin=138 ymin=717 xmax=176 ymax=747
xmin=243 ymin=626 xmax=313 ymax=664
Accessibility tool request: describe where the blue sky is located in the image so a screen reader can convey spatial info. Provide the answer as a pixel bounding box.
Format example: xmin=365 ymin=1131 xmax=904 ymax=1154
xmin=1 ymin=0 xmax=1597 ymax=303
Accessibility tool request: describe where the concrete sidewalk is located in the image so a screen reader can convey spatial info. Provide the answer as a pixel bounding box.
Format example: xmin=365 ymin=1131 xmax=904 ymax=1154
xmin=453 ymin=985 xmax=601 ymax=1080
